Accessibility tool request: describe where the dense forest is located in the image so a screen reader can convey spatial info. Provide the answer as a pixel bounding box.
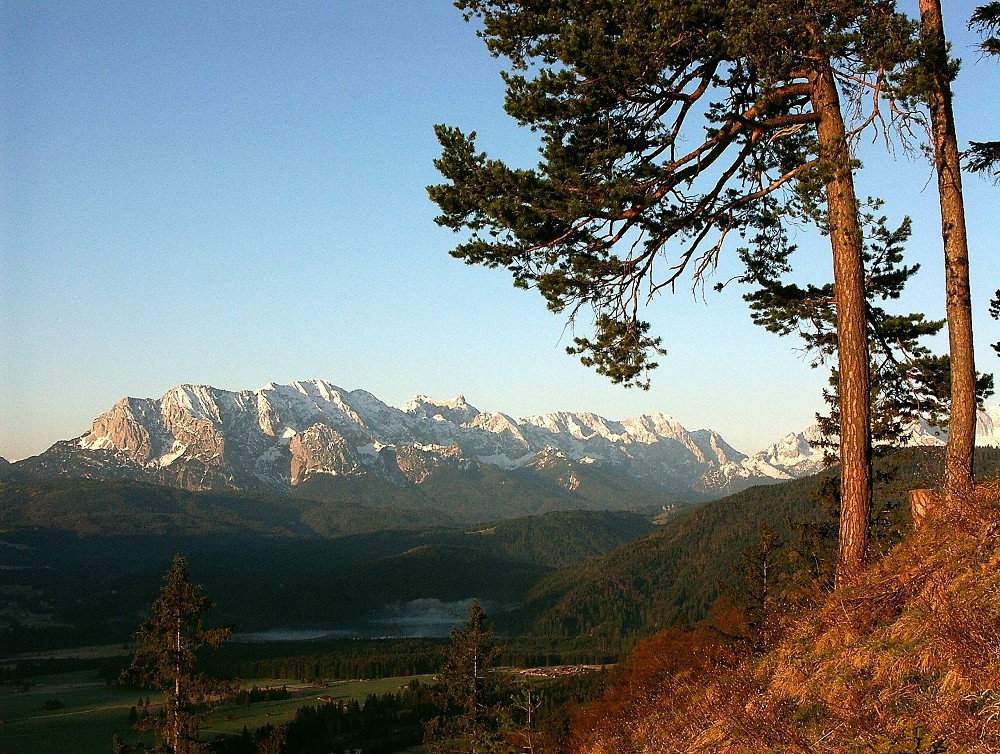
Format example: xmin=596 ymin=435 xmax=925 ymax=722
xmin=512 ymin=448 xmax=1000 ymax=644
xmin=0 ymin=486 xmax=655 ymax=653
xmin=5 ymin=448 xmax=996 ymax=659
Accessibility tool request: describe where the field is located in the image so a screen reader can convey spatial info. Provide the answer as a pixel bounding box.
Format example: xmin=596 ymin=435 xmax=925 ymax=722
xmin=0 ymin=668 xmax=432 ymax=754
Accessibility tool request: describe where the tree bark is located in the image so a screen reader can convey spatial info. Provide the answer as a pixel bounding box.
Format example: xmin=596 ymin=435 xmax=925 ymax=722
xmin=810 ymin=62 xmax=873 ymax=586
xmin=174 ymin=613 xmax=182 ymax=754
xmin=919 ymin=0 xmax=977 ymax=503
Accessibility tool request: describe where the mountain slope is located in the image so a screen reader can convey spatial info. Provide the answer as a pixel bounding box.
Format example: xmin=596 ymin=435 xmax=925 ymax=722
xmin=0 ymin=478 xmax=656 ymax=652
xmin=8 ymin=380 xmax=1000 ymax=524
xmin=565 ymin=480 xmax=1000 ymax=754
xmin=740 ymin=406 xmax=1000 ymax=482
xmin=0 ymin=478 xmax=442 ymax=537
xmin=514 ymin=473 xmax=833 ymax=640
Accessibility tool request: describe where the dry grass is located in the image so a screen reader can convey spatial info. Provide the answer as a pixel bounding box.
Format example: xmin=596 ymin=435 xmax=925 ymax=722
xmin=568 ymin=483 xmax=1000 ymax=754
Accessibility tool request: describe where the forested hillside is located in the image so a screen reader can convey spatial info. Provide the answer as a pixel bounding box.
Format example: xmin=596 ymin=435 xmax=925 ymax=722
xmin=0 ymin=465 xmax=676 ymax=538
xmin=5 ymin=448 xmax=997 ymax=657
xmin=516 ymin=448 xmax=1000 ymax=646
xmin=515 ymin=474 xmax=833 ymax=641
xmin=0 ymin=482 xmax=653 ymax=653
xmin=0 ymin=477 xmax=441 ymax=536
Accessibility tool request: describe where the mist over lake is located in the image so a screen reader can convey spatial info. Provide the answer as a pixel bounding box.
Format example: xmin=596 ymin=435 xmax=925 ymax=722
xmin=232 ymin=598 xmax=485 ymax=642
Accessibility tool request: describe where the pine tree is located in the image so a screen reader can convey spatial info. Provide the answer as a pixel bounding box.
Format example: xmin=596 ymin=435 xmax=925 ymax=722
xmin=738 ymin=209 xmax=992 ymax=459
xmin=430 ymin=0 xmax=916 ymax=584
xmin=425 ymin=600 xmax=513 ymax=754
xmin=991 ymin=290 xmax=1000 ymax=356
xmin=737 ymin=522 xmax=782 ymax=647
xmin=119 ymin=555 xmax=232 ymax=754
xmin=914 ymin=0 xmax=979 ymax=502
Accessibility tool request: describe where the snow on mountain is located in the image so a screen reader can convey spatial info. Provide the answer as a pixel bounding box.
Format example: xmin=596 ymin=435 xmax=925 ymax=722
xmin=976 ymin=404 xmax=1000 ymax=446
xmin=22 ymin=379 xmax=1000 ymax=502
xmin=28 ymin=379 xmax=770 ymax=497
xmin=402 ymin=394 xmax=481 ymax=425
xmin=747 ymin=424 xmax=828 ymax=479
xmin=731 ymin=404 xmax=1000 ymax=485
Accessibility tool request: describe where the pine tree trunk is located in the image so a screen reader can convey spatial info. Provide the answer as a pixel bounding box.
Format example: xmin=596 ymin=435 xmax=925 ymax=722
xmin=810 ymin=62 xmax=873 ymax=586
xmin=174 ymin=612 xmax=183 ymax=754
xmin=919 ymin=0 xmax=977 ymax=502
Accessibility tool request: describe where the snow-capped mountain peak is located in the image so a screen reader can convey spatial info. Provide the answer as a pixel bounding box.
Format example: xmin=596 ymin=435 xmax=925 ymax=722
xmin=56 ymin=380 xmax=774 ymax=497
xmin=24 ymin=380 xmax=1000 ymax=505
xmin=403 ymin=393 xmax=482 ymax=425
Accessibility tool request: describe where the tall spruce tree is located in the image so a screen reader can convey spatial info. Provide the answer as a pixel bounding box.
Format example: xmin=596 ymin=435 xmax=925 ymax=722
xmin=120 ymin=555 xmax=232 ymax=754
xmin=430 ymin=1 xmax=913 ymax=584
xmin=425 ymin=600 xmax=513 ymax=754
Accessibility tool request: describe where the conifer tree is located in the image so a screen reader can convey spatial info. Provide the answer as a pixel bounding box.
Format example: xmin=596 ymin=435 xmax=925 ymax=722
xmin=737 ymin=522 xmax=782 ymax=646
xmin=425 ymin=600 xmax=513 ymax=754
xmin=430 ymin=0 xmax=914 ymax=584
xmin=119 ymin=555 xmax=232 ymax=754
xmin=991 ymin=291 xmax=1000 ymax=356
xmin=738 ymin=210 xmax=992 ymax=457
xmin=968 ymin=2 xmax=1000 ymax=180
xmin=971 ymin=6 xmax=1000 ymax=360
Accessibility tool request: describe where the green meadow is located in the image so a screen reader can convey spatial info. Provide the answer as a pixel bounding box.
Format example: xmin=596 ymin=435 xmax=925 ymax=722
xmin=0 ymin=669 xmax=432 ymax=754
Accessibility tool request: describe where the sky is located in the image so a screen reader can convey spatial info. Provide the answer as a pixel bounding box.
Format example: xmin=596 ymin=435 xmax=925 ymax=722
xmin=2 ymin=1 xmax=998 ymax=462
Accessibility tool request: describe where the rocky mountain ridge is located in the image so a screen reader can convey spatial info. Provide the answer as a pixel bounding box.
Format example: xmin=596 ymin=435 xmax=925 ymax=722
xmin=8 ymin=380 xmax=1000 ymax=504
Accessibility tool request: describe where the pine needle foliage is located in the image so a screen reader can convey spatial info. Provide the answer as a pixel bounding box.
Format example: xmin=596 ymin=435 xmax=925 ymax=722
xmin=429 ymin=0 xmax=915 ymax=390
xmin=737 ymin=207 xmax=993 ymax=459
xmin=426 ymin=600 xmax=516 ymax=754
xmin=967 ymin=2 xmax=1000 ymax=180
xmin=991 ymin=290 xmax=1000 ymax=357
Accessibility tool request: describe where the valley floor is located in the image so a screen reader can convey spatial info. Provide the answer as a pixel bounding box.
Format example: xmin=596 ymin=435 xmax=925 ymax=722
xmin=0 ymin=669 xmax=432 ymax=754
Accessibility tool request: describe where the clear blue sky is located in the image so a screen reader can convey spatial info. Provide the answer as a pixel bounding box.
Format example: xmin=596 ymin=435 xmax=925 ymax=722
xmin=2 ymin=1 xmax=997 ymax=461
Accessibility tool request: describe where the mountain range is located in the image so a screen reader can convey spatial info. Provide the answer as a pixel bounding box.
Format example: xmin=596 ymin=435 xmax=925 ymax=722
xmin=4 ymin=380 xmax=1000 ymax=522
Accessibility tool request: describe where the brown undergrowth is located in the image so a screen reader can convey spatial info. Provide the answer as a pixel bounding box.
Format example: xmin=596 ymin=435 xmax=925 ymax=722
xmin=565 ymin=482 xmax=1000 ymax=754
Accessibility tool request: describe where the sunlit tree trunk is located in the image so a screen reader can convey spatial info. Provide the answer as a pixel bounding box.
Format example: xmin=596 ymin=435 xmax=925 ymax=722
xmin=174 ymin=611 xmax=183 ymax=754
xmin=811 ymin=61 xmax=872 ymax=586
xmin=919 ymin=0 xmax=977 ymax=503
xmin=119 ymin=555 xmax=231 ymax=754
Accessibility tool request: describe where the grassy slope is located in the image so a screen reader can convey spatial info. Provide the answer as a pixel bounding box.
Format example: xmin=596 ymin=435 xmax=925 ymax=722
xmin=567 ymin=481 xmax=1000 ymax=753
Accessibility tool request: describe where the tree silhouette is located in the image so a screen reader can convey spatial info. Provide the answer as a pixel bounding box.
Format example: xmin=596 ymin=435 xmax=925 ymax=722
xmin=119 ymin=555 xmax=232 ymax=754
xmin=426 ymin=600 xmax=513 ymax=754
